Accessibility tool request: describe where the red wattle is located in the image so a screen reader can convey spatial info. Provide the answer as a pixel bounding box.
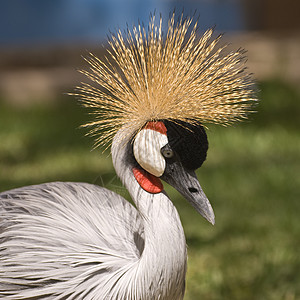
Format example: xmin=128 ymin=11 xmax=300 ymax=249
xmin=132 ymin=167 xmax=164 ymax=194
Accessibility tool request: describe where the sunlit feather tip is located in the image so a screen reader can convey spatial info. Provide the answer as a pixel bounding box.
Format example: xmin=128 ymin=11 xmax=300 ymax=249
xmin=75 ymin=13 xmax=257 ymax=149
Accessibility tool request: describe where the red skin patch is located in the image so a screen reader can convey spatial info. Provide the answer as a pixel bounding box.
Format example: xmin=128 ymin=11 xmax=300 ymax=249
xmin=132 ymin=167 xmax=164 ymax=194
xmin=145 ymin=121 xmax=167 ymax=135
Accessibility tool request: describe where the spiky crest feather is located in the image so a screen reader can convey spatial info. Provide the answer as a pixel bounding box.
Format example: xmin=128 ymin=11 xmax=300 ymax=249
xmin=75 ymin=13 xmax=257 ymax=149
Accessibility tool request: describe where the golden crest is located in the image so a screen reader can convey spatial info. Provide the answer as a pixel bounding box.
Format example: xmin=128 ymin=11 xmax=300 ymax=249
xmin=75 ymin=13 xmax=257 ymax=149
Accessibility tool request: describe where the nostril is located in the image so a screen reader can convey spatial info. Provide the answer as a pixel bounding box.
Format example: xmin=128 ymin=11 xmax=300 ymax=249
xmin=188 ymin=187 xmax=198 ymax=193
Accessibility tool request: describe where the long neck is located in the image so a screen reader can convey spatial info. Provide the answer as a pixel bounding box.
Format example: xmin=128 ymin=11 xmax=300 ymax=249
xmin=111 ymin=131 xmax=187 ymax=299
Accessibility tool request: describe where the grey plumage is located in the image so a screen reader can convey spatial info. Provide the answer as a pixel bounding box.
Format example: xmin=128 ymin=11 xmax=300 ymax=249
xmin=0 ymin=132 xmax=187 ymax=299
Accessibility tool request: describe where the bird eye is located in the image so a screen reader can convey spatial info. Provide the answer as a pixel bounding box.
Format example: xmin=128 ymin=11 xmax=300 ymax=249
xmin=161 ymin=148 xmax=174 ymax=158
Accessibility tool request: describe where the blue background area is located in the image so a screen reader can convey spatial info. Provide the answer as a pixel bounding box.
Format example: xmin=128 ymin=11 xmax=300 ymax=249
xmin=0 ymin=0 xmax=245 ymax=46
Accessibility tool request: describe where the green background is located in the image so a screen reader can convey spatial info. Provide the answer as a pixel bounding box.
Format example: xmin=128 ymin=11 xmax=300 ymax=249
xmin=1 ymin=79 xmax=299 ymax=299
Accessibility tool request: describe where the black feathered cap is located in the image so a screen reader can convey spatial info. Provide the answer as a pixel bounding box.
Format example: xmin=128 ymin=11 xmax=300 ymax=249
xmin=164 ymin=120 xmax=208 ymax=170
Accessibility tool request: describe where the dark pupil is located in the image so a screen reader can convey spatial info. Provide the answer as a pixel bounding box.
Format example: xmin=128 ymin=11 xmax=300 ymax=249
xmin=164 ymin=151 xmax=172 ymax=157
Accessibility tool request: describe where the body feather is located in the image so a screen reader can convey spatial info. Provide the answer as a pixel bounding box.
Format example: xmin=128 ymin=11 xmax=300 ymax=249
xmin=0 ymin=182 xmax=143 ymax=299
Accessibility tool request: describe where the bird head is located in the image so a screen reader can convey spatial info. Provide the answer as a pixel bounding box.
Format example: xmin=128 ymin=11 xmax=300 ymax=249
xmin=75 ymin=13 xmax=257 ymax=225
xmin=132 ymin=120 xmax=214 ymax=224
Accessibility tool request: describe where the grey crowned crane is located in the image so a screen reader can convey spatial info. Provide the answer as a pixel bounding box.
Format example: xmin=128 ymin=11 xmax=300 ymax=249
xmin=0 ymin=14 xmax=256 ymax=300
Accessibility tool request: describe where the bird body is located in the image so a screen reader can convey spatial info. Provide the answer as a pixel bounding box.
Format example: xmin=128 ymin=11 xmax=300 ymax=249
xmin=0 ymin=182 xmax=185 ymax=299
xmin=0 ymin=13 xmax=256 ymax=299
xmin=0 ymin=131 xmax=186 ymax=299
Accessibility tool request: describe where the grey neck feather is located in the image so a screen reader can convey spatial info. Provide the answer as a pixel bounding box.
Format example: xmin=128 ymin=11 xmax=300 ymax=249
xmin=111 ymin=129 xmax=187 ymax=299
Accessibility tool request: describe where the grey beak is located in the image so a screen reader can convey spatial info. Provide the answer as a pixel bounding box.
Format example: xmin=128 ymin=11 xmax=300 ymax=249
xmin=161 ymin=162 xmax=215 ymax=225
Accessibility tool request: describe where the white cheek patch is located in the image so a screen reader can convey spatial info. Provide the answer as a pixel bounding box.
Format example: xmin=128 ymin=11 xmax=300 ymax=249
xmin=133 ymin=128 xmax=168 ymax=177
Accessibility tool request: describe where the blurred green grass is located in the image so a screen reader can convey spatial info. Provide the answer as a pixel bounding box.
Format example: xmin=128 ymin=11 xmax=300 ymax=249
xmin=0 ymin=80 xmax=299 ymax=299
